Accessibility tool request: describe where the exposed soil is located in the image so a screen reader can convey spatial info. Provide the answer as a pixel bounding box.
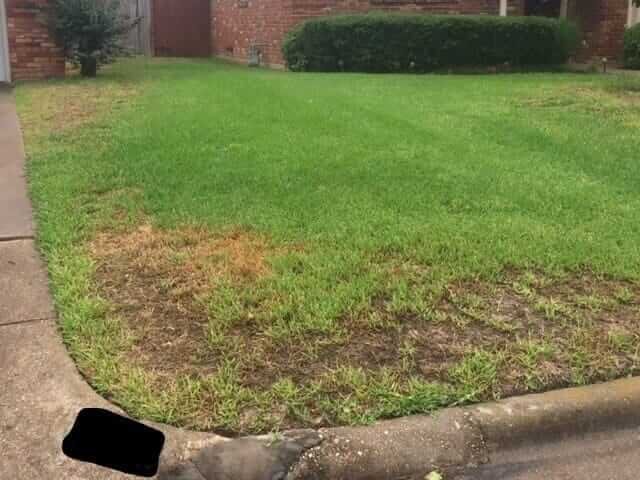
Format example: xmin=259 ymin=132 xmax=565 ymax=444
xmin=90 ymin=224 xmax=273 ymax=376
xmin=89 ymin=225 xmax=640 ymax=431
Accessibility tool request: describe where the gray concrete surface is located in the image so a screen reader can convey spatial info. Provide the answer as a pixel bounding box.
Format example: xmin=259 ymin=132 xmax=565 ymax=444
xmin=469 ymin=377 xmax=640 ymax=454
xmin=0 ymin=239 xmax=54 ymax=325
xmin=0 ymin=301 xmax=138 ymax=479
xmin=455 ymin=427 xmax=640 ymax=480
xmin=285 ymin=379 xmax=640 ymax=480
xmin=290 ymin=409 xmax=486 ymax=480
xmin=0 ymin=86 xmax=33 ymax=240
xmin=0 ymin=86 xmax=134 ymax=478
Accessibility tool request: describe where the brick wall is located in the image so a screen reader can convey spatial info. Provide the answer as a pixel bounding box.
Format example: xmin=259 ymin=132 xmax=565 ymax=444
xmin=212 ymin=0 xmax=291 ymax=66
xmin=577 ymin=0 xmax=627 ymax=61
xmin=212 ymin=0 xmax=532 ymax=66
xmin=6 ymin=0 xmax=65 ymax=81
xmin=212 ymin=0 xmax=631 ymax=67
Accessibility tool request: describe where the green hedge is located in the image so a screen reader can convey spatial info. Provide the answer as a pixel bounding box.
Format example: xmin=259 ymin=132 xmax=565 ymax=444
xmin=282 ymin=14 xmax=579 ymax=73
xmin=624 ymin=24 xmax=640 ymax=70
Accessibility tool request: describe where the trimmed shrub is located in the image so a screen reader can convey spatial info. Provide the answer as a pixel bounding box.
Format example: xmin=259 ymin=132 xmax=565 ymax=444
xmin=624 ymin=24 xmax=640 ymax=70
xmin=282 ymin=14 xmax=579 ymax=73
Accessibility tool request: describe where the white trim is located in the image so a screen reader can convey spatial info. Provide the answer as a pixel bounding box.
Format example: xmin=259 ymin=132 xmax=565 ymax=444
xmin=499 ymin=0 xmax=508 ymax=17
xmin=629 ymin=0 xmax=640 ymax=27
xmin=560 ymin=0 xmax=569 ymax=19
xmin=0 ymin=0 xmax=11 ymax=83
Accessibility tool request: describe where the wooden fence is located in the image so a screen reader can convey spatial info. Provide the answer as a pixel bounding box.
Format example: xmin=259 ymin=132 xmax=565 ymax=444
xmin=121 ymin=0 xmax=152 ymax=55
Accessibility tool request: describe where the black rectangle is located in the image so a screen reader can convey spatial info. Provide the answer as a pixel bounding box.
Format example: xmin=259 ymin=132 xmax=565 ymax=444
xmin=63 ymin=408 xmax=165 ymax=477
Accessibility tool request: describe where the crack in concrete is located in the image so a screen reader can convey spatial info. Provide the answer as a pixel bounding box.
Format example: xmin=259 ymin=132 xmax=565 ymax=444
xmin=0 ymin=316 xmax=55 ymax=328
xmin=0 ymin=235 xmax=35 ymax=243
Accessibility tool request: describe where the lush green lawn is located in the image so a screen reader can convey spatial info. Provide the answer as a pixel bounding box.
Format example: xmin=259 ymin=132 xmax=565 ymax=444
xmin=17 ymin=59 xmax=640 ymax=435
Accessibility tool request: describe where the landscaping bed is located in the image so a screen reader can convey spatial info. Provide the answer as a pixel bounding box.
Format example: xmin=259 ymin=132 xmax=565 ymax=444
xmin=17 ymin=59 xmax=640 ymax=435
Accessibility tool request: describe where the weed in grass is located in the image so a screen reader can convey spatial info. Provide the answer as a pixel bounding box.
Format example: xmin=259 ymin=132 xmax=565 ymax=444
xmin=607 ymin=330 xmax=637 ymax=354
xmin=449 ymin=351 xmax=503 ymax=402
xmin=573 ymin=294 xmax=613 ymax=312
xmin=534 ymin=297 xmax=569 ymax=322
xmin=614 ymin=287 xmax=635 ymax=305
xmin=515 ymin=340 xmax=557 ymax=391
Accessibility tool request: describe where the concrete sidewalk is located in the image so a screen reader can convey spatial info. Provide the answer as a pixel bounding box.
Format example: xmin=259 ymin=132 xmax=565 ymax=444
xmin=0 ymin=86 xmax=33 ymax=241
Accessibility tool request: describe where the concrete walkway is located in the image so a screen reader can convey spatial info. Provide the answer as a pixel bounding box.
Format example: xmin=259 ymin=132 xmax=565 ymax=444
xmin=0 ymin=87 xmax=224 ymax=479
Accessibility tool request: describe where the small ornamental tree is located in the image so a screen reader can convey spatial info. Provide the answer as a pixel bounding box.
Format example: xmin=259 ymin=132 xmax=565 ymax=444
xmin=49 ymin=0 xmax=137 ymax=77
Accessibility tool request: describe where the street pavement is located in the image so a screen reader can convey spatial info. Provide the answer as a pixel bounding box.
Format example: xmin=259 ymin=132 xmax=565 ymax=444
xmin=456 ymin=427 xmax=640 ymax=480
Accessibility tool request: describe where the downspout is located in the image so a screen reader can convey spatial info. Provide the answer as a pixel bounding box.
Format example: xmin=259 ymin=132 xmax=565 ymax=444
xmin=629 ymin=0 xmax=639 ymax=27
xmin=499 ymin=0 xmax=507 ymax=17
xmin=0 ymin=0 xmax=12 ymax=83
xmin=560 ymin=0 xmax=569 ymax=19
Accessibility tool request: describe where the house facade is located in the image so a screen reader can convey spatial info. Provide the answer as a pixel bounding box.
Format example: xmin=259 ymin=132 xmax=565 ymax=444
xmin=1 ymin=0 xmax=640 ymax=82
xmin=0 ymin=0 xmax=65 ymax=82
xmin=212 ymin=0 xmax=640 ymax=67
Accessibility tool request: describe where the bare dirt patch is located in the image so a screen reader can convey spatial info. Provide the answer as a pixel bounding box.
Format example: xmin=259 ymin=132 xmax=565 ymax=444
xmin=88 ymin=230 xmax=640 ymax=431
xmin=90 ymin=224 xmax=273 ymax=376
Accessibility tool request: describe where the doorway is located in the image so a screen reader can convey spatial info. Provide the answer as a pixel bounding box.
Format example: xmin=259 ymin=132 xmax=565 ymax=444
xmin=152 ymin=0 xmax=211 ymax=57
xmin=0 ymin=0 xmax=10 ymax=83
xmin=525 ymin=0 xmax=561 ymax=17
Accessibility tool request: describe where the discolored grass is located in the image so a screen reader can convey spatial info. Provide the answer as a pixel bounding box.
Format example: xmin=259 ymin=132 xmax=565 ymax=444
xmin=16 ymin=59 xmax=640 ymax=434
xmin=87 ymin=223 xmax=640 ymax=433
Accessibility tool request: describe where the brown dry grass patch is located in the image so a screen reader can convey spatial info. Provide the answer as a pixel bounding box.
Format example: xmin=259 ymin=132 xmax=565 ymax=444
xmin=90 ymin=224 xmax=273 ymax=376
xmin=18 ymin=80 xmax=138 ymax=143
xmin=88 ymin=227 xmax=640 ymax=431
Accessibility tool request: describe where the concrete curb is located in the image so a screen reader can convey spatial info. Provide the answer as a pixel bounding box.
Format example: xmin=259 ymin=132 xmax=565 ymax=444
xmin=283 ymin=377 xmax=640 ymax=479
xmin=470 ymin=377 xmax=640 ymax=455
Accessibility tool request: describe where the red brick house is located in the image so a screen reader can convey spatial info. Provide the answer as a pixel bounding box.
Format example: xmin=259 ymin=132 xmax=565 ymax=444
xmin=212 ymin=0 xmax=640 ymax=67
xmin=0 ymin=0 xmax=65 ymax=82
xmin=2 ymin=0 xmax=640 ymax=82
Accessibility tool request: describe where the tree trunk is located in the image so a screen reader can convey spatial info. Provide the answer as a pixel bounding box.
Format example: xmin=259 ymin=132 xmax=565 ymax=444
xmin=80 ymin=57 xmax=98 ymax=77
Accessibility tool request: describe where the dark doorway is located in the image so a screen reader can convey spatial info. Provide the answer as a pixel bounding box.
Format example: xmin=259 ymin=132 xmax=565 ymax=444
xmin=153 ymin=0 xmax=211 ymax=57
xmin=525 ymin=0 xmax=561 ymax=17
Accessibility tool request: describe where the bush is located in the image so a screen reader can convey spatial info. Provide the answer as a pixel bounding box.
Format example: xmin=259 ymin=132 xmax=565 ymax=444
xmin=282 ymin=14 xmax=579 ymax=73
xmin=48 ymin=0 xmax=137 ymax=77
xmin=624 ymin=24 xmax=640 ymax=70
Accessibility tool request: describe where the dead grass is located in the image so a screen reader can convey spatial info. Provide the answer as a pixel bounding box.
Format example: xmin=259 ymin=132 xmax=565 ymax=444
xmin=89 ymin=224 xmax=273 ymax=376
xmin=520 ymin=79 xmax=640 ymax=115
xmin=88 ymin=226 xmax=640 ymax=433
xmin=17 ymin=80 xmax=139 ymax=147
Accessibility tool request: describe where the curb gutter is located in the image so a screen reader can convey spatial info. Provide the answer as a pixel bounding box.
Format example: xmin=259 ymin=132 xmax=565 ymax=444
xmin=281 ymin=377 xmax=640 ymax=480
xmin=160 ymin=377 xmax=640 ymax=479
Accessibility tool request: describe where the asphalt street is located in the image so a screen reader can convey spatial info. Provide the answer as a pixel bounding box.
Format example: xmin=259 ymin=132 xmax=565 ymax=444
xmin=456 ymin=427 xmax=640 ymax=480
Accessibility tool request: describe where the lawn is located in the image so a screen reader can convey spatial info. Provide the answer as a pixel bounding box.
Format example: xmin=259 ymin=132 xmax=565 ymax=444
xmin=16 ymin=58 xmax=640 ymax=435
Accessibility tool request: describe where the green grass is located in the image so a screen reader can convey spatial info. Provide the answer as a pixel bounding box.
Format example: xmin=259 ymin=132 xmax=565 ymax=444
xmin=16 ymin=59 xmax=640 ymax=434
